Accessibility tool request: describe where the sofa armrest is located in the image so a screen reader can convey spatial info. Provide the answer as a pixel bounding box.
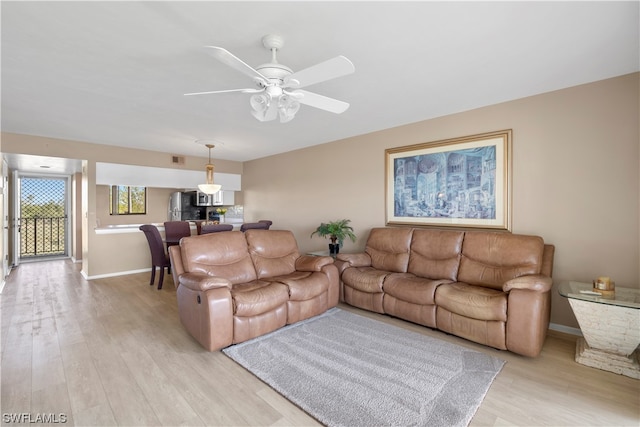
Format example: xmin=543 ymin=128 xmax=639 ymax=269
xmin=176 ymin=282 xmax=233 ymax=352
xmin=168 ymin=245 xmax=184 ymax=288
xmin=295 ymin=255 xmax=334 ymax=272
xmin=179 ymin=272 xmax=233 ymax=292
xmin=335 ymin=252 xmax=372 ymax=268
xmin=506 ymin=287 xmax=551 ymax=357
xmin=503 ymin=275 xmax=553 ymax=293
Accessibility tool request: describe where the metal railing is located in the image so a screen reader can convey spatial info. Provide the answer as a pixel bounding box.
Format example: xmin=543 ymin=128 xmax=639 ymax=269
xmin=19 ymin=216 xmax=67 ymax=257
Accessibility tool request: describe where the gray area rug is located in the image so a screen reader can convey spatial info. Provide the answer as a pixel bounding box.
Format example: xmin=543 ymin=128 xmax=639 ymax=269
xmin=223 ymin=308 xmax=505 ymax=427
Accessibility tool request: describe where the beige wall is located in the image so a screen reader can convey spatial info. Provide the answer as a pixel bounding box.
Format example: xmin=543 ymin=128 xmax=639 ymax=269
xmin=1 ymin=134 xmax=243 ymax=278
xmin=0 ymin=138 xmax=4 ymax=286
xmin=1 ymin=73 xmax=637 ymax=328
xmin=243 ymin=73 xmax=640 ymax=329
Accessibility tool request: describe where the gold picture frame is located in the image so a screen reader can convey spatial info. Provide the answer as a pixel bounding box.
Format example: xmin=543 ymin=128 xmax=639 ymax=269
xmin=385 ymin=130 xmax=512 ymax=231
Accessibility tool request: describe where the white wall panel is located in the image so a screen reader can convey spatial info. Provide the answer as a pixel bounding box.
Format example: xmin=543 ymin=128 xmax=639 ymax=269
xmin=96 ymin=162 xmax=241 ymax=190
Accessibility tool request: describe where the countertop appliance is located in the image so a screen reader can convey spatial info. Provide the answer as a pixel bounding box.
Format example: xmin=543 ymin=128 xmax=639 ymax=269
xmin=195 ymin=190 xmax=213 ymax=206
xmin=190 ymin=190 xmax=236 ymax=207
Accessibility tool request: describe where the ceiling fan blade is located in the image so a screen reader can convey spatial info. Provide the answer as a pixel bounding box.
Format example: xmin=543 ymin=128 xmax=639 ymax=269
xmin=205 ymin=46 xmax=268 ymax=82
xmin=285 ymin=56 xmax=355 ymax=89
xmin=184 ymin=88 xmax=263 ymax=96
xmin=294 ymin=90 xmax=350 ymax=114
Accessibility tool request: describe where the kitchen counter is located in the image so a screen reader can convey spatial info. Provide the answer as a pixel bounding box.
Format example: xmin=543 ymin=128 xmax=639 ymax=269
xmin=94 ymin=222 xmax=185 ymax=235
xmin=95 ymin=221 xmax=241 ymax=235
xmin=88 ymin=219 xmax=242 ymax=279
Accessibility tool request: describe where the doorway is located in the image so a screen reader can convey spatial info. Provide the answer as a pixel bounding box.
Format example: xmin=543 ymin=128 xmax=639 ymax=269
xmin=17 ymin=175 xmax=69 ymax=262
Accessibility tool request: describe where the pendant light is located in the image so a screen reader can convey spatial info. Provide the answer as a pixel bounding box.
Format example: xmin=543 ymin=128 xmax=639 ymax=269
xmin=198 ymin=144 xmax=222 ymax=194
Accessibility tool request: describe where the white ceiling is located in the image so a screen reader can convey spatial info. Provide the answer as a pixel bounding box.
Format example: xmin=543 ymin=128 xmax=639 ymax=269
xmin=2 ymin=1 xmax=638 ymax=174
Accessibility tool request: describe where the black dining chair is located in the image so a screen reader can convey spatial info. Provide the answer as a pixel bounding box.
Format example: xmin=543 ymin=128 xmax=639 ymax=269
xmin=240 ymin=222 xmax=270 ymax=232
xmin=139 ymin=224 xmax=172 ymax=290
xmin=163 ymin=221 xmax=191 ymax=250
xmin=258 ymin=220 xmax=273 ymax=230
xmin=200 ymin=223 xmax=234 ymax=234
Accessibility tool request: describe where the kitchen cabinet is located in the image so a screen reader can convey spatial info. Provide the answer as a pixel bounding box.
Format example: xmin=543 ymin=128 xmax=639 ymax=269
xmin=211 ymin=190 xmax=235 ymax=206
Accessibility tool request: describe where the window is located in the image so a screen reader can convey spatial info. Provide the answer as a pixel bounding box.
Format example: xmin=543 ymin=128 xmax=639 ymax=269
xmin=110 ymin=185 xmax=146 ymax=215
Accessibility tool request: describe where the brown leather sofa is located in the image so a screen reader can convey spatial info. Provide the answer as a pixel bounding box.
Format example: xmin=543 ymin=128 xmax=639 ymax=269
xmin=168 ymin=229 xmax=339 ymax=351
xmin=334 ymin=227 xmax=555 ymax=357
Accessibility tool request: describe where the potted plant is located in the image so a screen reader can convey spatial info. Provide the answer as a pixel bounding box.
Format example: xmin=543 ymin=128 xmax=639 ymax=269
xmin=215 ymin=207 xmax=227 ymax=222
xmin=311 ymin=219 xmax=357 ymax=256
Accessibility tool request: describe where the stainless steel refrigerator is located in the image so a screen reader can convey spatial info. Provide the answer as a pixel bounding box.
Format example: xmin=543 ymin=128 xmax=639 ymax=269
xmin=168 ymin=191 xmax=198 ymax=221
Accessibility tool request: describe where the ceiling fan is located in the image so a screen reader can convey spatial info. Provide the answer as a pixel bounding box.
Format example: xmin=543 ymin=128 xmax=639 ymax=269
xmin=185 ymin=34 xmax=355 ymax=123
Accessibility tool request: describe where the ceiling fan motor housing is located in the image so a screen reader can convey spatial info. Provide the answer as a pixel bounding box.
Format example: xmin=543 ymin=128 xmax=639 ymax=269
xmin=256 ymin=35 xmax=293 ymax=82
xmin=256 ymin=63 xmax=293 ymax=81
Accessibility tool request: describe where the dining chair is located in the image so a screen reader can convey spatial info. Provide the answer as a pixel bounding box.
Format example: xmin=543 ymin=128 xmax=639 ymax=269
xmin=139 ymin=224 xmax=172 ymax=290
xmin=194 ymin=220 xmax=204 ymax=236
xmin=258 ymin=220 xmax=273 ymax=230
xmin=163 ymin=221 xmax=191 ymax=250
xmin=240 ymin=222 xmax=270 ymax=232
xmin=200 ymin=223 xmax=234 ymax=234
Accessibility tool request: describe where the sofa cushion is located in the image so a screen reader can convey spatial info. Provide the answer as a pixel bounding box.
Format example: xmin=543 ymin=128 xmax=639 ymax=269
xmin=408 ymin=229 xmax=464 ymax=281
xmin=458 ymin=232 xmax=545 ymax=290
xmin=383 ymin=273 xmax=448 ymax=305
xmin=342 ymin=266 xmax=391 ymax=293
xmin=246 ymin=230 xmax=299 ymax=279
xmin=180 ymin=232 xmax=258 ymax=285
xmin=231 ymin=281 xmax=289 ymax=317
xmin=270 ymin=271 xmax=329 ymax=301
xmin=366 ymin=227 xmax=413 ymax=272
xmin=436 ymin=309 xmax=507 ymax=350
xmin=435 ymin=282 xmax=507 ymax=322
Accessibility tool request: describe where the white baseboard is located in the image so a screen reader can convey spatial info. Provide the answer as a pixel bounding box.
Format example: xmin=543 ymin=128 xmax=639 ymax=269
xmin=549 ymin=322 xmax=582 ymax=336
xmin=70 ymin=256 xmax=82 ymax=264
xmin=82 ymin=268 xmax=152 ymax=281
xmin=0 ymin=264 xmax=13 ymax=294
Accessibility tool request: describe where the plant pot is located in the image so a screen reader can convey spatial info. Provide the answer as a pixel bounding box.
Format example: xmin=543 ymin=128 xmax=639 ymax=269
xmin=328 ymin=243 xmax=340 ymax=256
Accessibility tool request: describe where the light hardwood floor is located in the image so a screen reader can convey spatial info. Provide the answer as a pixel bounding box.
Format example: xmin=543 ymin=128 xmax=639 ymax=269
xmin=1 ymin=259 xmax=638 ymax=426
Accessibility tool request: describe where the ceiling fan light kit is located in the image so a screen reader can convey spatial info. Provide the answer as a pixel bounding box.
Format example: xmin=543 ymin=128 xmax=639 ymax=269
xmin=198 ymin=144 xmax=222 ymax=195
xmin=185 ymin=34 xmax=355 ymax=123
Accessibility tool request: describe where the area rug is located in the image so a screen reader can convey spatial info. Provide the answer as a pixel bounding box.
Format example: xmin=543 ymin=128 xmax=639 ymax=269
xmin=223 ymin=308 xmax=505 ymax=427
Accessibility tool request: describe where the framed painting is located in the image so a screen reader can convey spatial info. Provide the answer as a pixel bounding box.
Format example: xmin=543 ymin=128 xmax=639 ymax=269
xmin=385 ymin=130 xmax=512 ymax=231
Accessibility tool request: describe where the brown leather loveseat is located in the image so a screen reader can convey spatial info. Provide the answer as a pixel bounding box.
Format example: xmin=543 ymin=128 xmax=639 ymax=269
xmin=334 ymin=227 xmax=555 ymax=357
xmin=169 ymin=229 xmax=339 ymax=351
